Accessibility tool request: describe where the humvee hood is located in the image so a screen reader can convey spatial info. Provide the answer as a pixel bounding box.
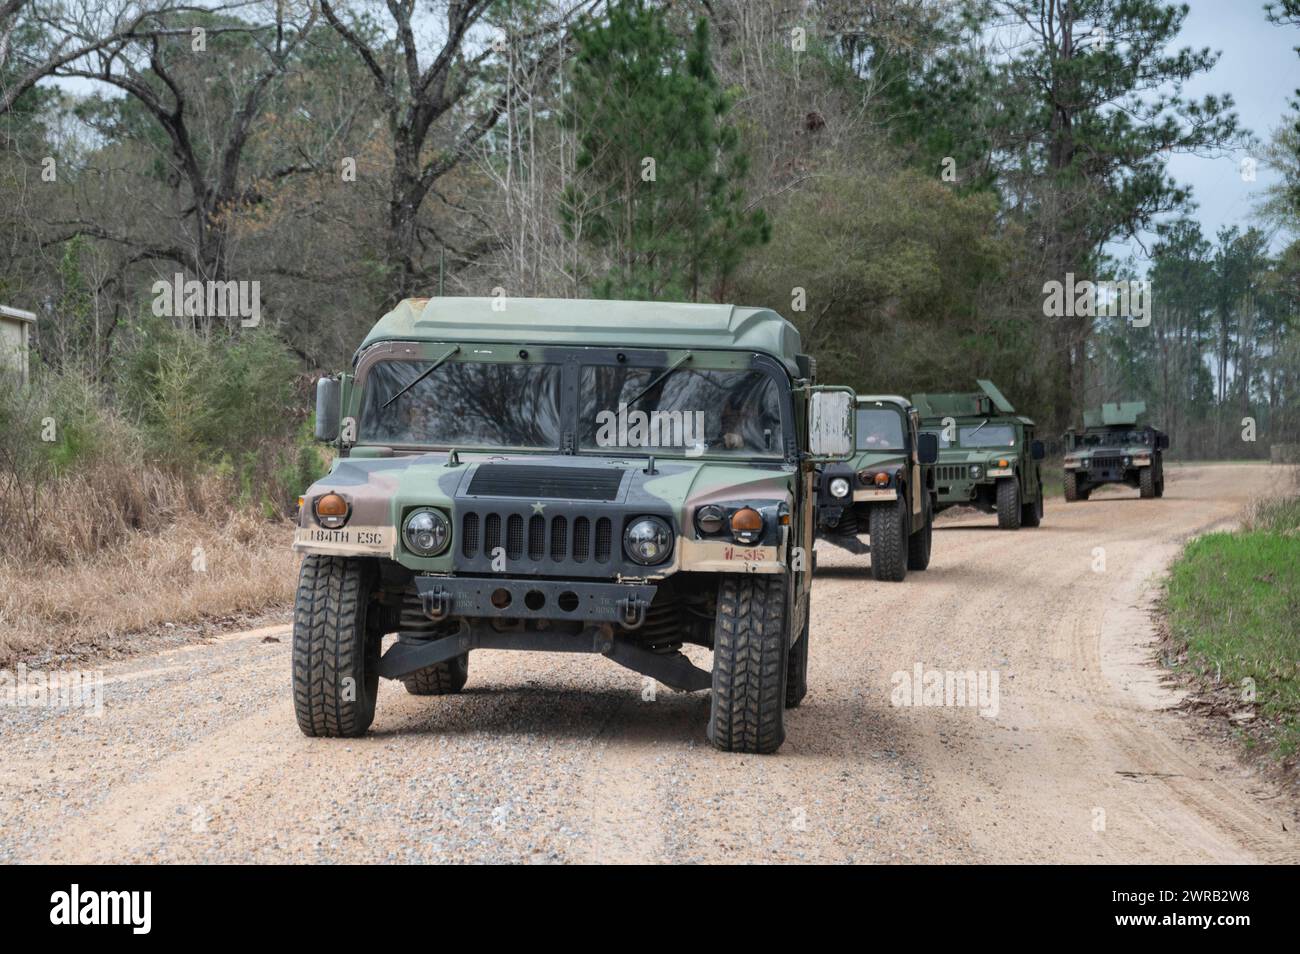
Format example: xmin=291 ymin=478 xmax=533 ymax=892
xmin=300 ymin=452 xmax=794 ymax=532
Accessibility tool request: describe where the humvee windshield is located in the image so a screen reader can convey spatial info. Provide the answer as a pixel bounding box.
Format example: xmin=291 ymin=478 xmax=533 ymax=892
xmin=359 ymin=359 xmax=564 ymax=448
xmin=1080 ymin=429 xmax=1148 ymax=447
xmin=579 ymin=365 xmax=785 ymax=458
xmin=855 ymin=407 xmax=905 ymax=451
xmin=931 ymin=423 xmax=1017 ymax=448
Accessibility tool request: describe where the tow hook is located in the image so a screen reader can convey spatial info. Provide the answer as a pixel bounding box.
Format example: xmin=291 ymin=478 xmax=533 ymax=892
xmin=421 ymin=587 xmax=452 ymax=620
xmin=616 ymin=595 xmax=649 ymax=629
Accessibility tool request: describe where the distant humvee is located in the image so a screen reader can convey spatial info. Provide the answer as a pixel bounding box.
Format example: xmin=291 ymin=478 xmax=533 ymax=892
xmin=293 ymin=296 xmax=856 ymax=754
xmin=1063 ymin=402 xmax=1169 ymax=500
xmin=913 ymin=380 xmax=1047 ymax=530
xmin=816 ymin=395 xmax=940 ymax=581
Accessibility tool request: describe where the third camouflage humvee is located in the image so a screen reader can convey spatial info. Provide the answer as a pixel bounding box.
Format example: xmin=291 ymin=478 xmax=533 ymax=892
xmin=816 ymin=395 xmax=939 ymax=581
xmin=912 ymin=380 xmax=1046 ymax=530
xmin=293 ymin=296 xmax=855 ymax=755
xmin=1062 ymin=402 xmax=1169 ymax=500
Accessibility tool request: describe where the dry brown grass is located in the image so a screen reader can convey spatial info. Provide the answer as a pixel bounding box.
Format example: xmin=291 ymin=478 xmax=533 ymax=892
xmin=0 ymin=506 xmax=297 ymax=668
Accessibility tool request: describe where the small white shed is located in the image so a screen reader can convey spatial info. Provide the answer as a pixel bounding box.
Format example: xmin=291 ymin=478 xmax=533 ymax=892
xmin=1 ymin=304 xmax=36 ymax=384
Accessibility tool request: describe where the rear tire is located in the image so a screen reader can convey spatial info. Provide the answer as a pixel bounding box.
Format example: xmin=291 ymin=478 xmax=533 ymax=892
xmin=292 ymin=555 xmax=380 ymax=738
xmin=906 ymin=496 xmax=932 ymax=570
xmin=1021 ymin=482 xmax=1043 ymax=527
xmin=868 ymin=495 xmax=908 ymax=581
xmin=1139 ymin=467 xmax=1155 ymax=498
xmin=402 ymin=654 xmax=469 ymax=695
xmin=708 ymin=575 xmax=788 ymax=754
xmin=785 ymin=594 xmax=810 ymax=709
xmin=996 ymin=478 xmax=1022 ymax=529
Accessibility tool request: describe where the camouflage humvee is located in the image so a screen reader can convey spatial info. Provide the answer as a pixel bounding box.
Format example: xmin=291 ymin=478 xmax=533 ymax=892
xmin=293 ymin=296 xmax=855 ymax=754
xmin=912 ymin=380 xmax=1047 ymax=530
xmin=1062 ymin=402 xmax=1169 ymax=501
xmin=816 ymin=395 xmax=940 ymax=581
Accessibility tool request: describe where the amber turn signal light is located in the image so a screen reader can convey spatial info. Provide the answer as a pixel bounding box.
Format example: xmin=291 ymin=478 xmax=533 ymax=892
xmin=873 ymin=471 xmax=890 ymax=486
xmin=316 ymin=493 xmax=348 ymax=516
xmin=730 ymin=507 xmax=762 ymax=532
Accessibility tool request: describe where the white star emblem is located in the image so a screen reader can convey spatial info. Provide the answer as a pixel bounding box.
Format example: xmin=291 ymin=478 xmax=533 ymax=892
xmin=531 ymin=501 xmax=546 ymax=515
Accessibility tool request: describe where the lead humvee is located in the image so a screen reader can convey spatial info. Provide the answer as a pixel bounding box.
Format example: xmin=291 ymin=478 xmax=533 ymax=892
xmin=1063 ymin=402 xmax=1169 ymax=500
xmin=912 ymin=380 xmax=1046 ymax=530
xmin=294 ymin=296 xmax=855 ymax=754
xmin=816 ymin=395 xmax=940 ymax=581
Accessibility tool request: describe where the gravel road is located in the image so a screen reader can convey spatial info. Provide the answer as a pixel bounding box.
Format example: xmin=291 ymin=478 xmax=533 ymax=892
xmin=2 ymin=463 xmax=1295 ymax=864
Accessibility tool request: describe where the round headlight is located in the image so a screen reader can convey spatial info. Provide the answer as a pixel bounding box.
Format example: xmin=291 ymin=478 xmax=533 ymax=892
xmin=624 ymin=516 xmax=673 ymax=565
xmin=696 ymin=505 xmax=725 ymax=535
xmin=829 ymin=477 xmax=850 ymax=498
xmin=1124 ymin=456 xmax=1132 ymax=466
xmin=969 ymin=465 xmax=983 ymax=479
xmin=314 ymin=492 xmax=349 ymax=529
xmin=730 ymin=507 xmax=764 ymax=545
xmin=403 ymin=508 xmax=450 ymax=556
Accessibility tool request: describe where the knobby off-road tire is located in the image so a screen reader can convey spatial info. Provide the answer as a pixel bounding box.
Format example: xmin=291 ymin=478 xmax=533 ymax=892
xmin=1139 ymin=466 xmax=1156 ymax=498
xmin=709 ymin=575 xmax=788 ymax=754
xmin=1021 ymin=481 xmax=1043 ymax=527
xmin=785 ymin=593 xmax=810 ymax=709
xmin=906 ymin=495 xmax=933 ymax=571
xmin=868 ymin=495 xmax=909 ymax=581
xmin=292 ymin=555 xmax=380 ymax=738
xmin=996 ymin=477 xmax=1022 ymax=530
xmin=402 ymin=654 xmax=469 ymax=695
xmin=1063 ymin=470 xmax=1081 ymax=502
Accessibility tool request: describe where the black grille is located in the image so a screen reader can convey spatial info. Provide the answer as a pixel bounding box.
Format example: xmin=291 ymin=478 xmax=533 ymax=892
xmin=937 ymin=464 xmax=969 ymax=482
xmin=462 ymin=512 xmax=479 ymax=557
xmin=1092 ymin=455 xmax=1124 ymax=470
xmin=595 ymin=519 xmax=611 ymax=562
xmin=467 ymin=464 xmax=624 ymax=500
xmin=550 ymin=516 xmax=567 ymax=561
xmin=461 ymin=510 xmax=614 ymax=566
xmin=574 ymin=517 xmax=590 ymax=562
xmin=506 ymin=514 xmax=524 ymax=560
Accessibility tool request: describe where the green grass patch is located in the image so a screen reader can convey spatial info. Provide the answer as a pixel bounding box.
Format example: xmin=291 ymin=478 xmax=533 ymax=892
xmin=1166 ymin=494 xmax=1300 ymax=759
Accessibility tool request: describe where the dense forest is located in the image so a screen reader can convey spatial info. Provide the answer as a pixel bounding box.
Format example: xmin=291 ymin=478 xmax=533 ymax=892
xmin=2 ymin=0 xmax=1299 ymax=542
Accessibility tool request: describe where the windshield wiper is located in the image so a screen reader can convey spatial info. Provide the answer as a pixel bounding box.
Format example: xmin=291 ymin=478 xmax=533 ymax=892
xmin=966 ymin=418 xmax=988 ymax=441
xmin=381 ymin=345 xmax=460 ymax=410
xmin=625 ymin=351 xmax=692 ymax=409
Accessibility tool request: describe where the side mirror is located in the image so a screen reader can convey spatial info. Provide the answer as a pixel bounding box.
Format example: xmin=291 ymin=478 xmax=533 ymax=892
xmin=1157 ymin=433 xmax=1170 ymax=450
xmin=315 ymin=376 xmax=341 ymax=442
xmin=808 ymin=388 xmax=855 ymax=460
xmin=1030 ymin=439 xmax=1045 ymax=461
xmin=917 ymin=432 xmax=939 ymax=465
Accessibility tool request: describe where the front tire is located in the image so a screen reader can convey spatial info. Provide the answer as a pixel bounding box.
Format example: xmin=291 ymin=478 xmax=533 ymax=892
xmin=708 ymin=575 xmax=788 ymax=753
xmin=292 ymin=555 xmax=380 ymax=738
xmin=868 ymin=495 xmax=909 ymax=581
xmin=403 ymin=654 xmax=469 ymax=695
xmin=996 ymin=477 xmax=1022 ymax=529
xmin=1064 ymin=470 xmax=1081 ymax=502
xmin=1139 ymin=467 xmax=1155 ymax=498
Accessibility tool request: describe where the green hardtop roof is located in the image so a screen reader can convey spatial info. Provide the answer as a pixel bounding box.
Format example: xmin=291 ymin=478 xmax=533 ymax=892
xmin=359 ymin=296 xmax=804 ymax=373
xmin=1083 ymin=401 xmax=1147 ymax=428
xmin=857 ymin=394 xmax=912 ymax=408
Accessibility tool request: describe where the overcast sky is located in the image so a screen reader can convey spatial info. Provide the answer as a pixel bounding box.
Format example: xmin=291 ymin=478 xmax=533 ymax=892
xmin=1137 ymin=0 xmax=1300 ymax=260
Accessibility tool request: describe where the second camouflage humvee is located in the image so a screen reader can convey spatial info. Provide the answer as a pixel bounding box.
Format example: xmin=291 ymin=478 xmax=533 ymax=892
xmin=1063 ymin=402 xmax=1169 ymax=500
xmin=293 ymin=296 xmax=856 ymax=754
xmin=913 ymin=380 xmax=1046 ymax=530
xmin=816 ymin=395 xmax=940 ymax=581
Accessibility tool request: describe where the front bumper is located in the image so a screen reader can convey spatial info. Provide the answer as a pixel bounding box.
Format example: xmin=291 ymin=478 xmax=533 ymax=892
xmin=414 ymin=575 xmax=658 ymax=627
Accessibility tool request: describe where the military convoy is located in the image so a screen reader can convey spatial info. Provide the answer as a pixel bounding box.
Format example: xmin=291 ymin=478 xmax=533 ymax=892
xmin=294 ymin=296 xmax=855 ymax=754
xmin=912 ymin=381 xmax=1046 ymax=530
xmin=1063 ymin=402 xmax=1169 ymax=500
xmin=816 ymin=395 xmax=939 ymax=581
xmin=293 ymin=296 xmax=1175 ymax=753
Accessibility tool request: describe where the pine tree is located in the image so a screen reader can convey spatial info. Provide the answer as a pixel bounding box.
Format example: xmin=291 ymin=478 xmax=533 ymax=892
xmin=561 ymin=0 xmax=768 ymax=302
